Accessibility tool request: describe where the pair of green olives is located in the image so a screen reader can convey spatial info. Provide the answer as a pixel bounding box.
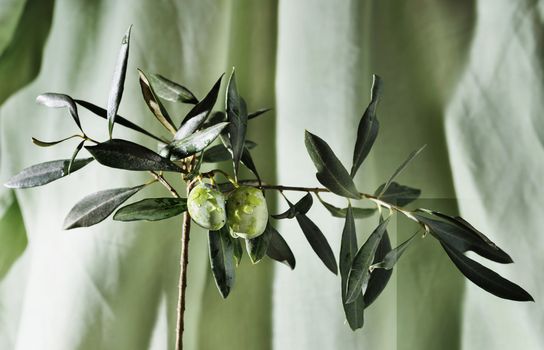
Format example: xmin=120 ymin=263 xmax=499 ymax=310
xmin=187 ymin=183 xmax=268 ymax=238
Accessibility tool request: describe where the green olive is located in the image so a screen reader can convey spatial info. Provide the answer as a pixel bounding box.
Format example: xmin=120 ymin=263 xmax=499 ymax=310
xmin=187 ymin=183 xmax=226 ymax=230
xmin=227 ymin=186 xmax=268 ymax=239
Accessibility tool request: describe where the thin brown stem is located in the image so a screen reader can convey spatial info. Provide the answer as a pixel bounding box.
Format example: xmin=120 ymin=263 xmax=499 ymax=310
xmin=233 ymin=180 xmax=417 ymax=222
xmin=175 ymin=209 xmax=191 ymax=350
xmin=150 ymin=171 xmax=180 ymax=198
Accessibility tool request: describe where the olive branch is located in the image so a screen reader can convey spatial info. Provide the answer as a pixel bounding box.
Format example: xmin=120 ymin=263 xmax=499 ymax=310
xmin=4 ymin=27 xmax=533 ymax=350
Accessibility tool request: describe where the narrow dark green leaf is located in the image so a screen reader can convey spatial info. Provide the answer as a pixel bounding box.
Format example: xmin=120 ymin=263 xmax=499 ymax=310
xmin=305 ymin=130 xmax=360 ymax=199
xmin=209 ymin=225 xmax=236 ymax=298
xmin=36 ymin=93 xmax=82 ymax=132
xmin=377 ymin=145 xmax=426 ymax=197
xmin=180 ymin=75 xmax=222 ymax=126
xmin=363 ymin=228 xmax=393 ymax=308
xmin=346 ymin=217 xmax=390 ymax=303
xmin=374 ymin=182 xmax=420 ymax=207
xmin=63 ymin=185 xmax=144 ymax=229
xmin=32 ymin=135 xmax=81 ymax=147
xmin=212 ymin=133 xmax=259 ymax=180
xmin=316 ymin=194 xmax=375 ymax=219
xmin=240 ymin=146 xmax=260 ymax=181
xmin=351 ymin=74 xmax=382 ymax=177
xmin=248 ymin=108 xmax=271 ymax=120
xmin=295 ymin=213 xmax=338 ymax=274
xmin=67 ymin=140 xmax=85 ymax=174
xmin=272 ymin=193 xmax=313 ymax=219
xmin=373 ymin=232 xmax=418 ymax=270
xmin=233 ymin=237 xmax=243 ymax=266
xmin=414 ymin=213 xmax=512 ymax=264
xmin=225 ymin=70 xmax=248 ymax=178
xmin=435 ymin=213 xmax=504 ymax=251
xmin=339 ymin=206 xmax=364 ymax=330
xmin=113 ymin=197 xmax=187 ymax=221
xmin=138 ymin=69 xmax=177 ymax=134
xmin=75 ymin=99 xmax=165 ymax=143
xmin=164 ymin=122 xmax=229 ymax=161
xmin=246 ymin=221 xmax=274 ymax=264
xmin=149 ymin=73 xmax=198 ymax=104
xmin=107 ymin=26 xmax=131 ymax=138
xmin=5 ymin=158 xmax=93 ymax=189
xmin=266 ymin=225 xmax=295 ymax=269
xmin=202 ymin=140 xmax=256 ymax=163
xmin=202 ymin=144 xmax=231 ymax=163
xmin=441 ymin=242 xmax=533 ymax=302
xmin=85 ymin=139 xmax=181 ymax=172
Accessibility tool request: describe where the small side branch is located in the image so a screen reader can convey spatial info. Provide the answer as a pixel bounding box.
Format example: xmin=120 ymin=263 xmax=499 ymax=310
xmin=150 ymin=171 xmax=180 ymax=198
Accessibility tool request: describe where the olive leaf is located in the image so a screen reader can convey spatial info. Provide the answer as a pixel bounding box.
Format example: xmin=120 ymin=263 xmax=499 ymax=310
xmin=174 ymin=113 xmax=209 ymax=141
xmin=363 ymin=227 xmax=392 ymax=308
xmin=374 ymin=182 xmax=420 ymax=207
xmin=63 ymin=185 xmax=145 ymax=229
xmin=179 ymin=75 xmax=222 ymax=126
xmin=441 ymin=242 xmax=533 ymax=302
xmin=149 ymin=73 xmax=198 ymax=104
xmin=351 ymin=74 xmax=382 ymax=177
xmin=240 ymin=146 xmax=261 ymax=182
xmin=138 ymin=69 xmax=177 ymax=134
xmin=339 ymin=206 xmax=364 ymax=330
xmin=215 ymin=135 xmax=260 ymax=179
xmin=432 ymin=212 xmax=505 ymax=251
xmin=36 ymin=93 xmax=83 ymax=132
xmin=372 ymin=231 xmax=418 ymax=270
xmin=245 ymin=221 xmax=274 ymax=264
xmin=107 ymin=25 xmax=131 ymax=138
xmin=295 ymin=213 xmax=338 ymax=274
xmin=233 ymin=237 xmax=244 ymax=267
xmin=304 ymin=130 xmax=360 ymax=199
xmin=202 ymin=140 xmax=256 ymax=163
xmin=113 ymin=197 xmax=187 ymax=221
xmin=173 ymin=75 xmax=222 ymax=140
xmin=86 ymin=139 xmax=181 ymax=172
xmin=346 ymin=217 xmax=390 ymax=303
xmin=316 ymin=194 xmax=375 ymax=219
xmin=266 ymin=225 xmax=295 ymax=269
xmin=32 ymin=135 xmax=81 ymax=147
xmin=75 ymin=99 xmax=165 ymax=143
xmin=248 ymin=108 xmax=271 ymax=120
xmin=67 ymin=140 xmax=85 ymax=174
xmin=5 ymin=158 xmax=93 ymax=189
xmin=163 ymin=122 xmax=229 ymax=161
xmin=225 ymin=70 xmax=248 ymax=178
xmin=377 ymin=144 xmax=426 ymax=197
xmin=414 ymin=212 xmax=512 ymax=264
xmin=272 ymin=193 xmax=313 ymax=219
xmin=209 ymin=225 xmax=236 ymax=298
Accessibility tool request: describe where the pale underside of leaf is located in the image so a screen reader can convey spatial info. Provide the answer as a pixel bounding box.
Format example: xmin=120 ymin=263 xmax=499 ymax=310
xmin=107 ymin=25 xmax=132 ymax=138
xmin=5 ymin=158 xmax=93 ymax=189
xmin=36 ymin=93 xmax=83 ymax=132
xmin=63 ymin=185 xmax=144 ymax=229
xmin=166 ymin=122 xmax=229 ymax=160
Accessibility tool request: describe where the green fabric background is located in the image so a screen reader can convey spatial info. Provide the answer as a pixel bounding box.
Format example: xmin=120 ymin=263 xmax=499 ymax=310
xmin=0 ymin=0 xmax=541 ymax=349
